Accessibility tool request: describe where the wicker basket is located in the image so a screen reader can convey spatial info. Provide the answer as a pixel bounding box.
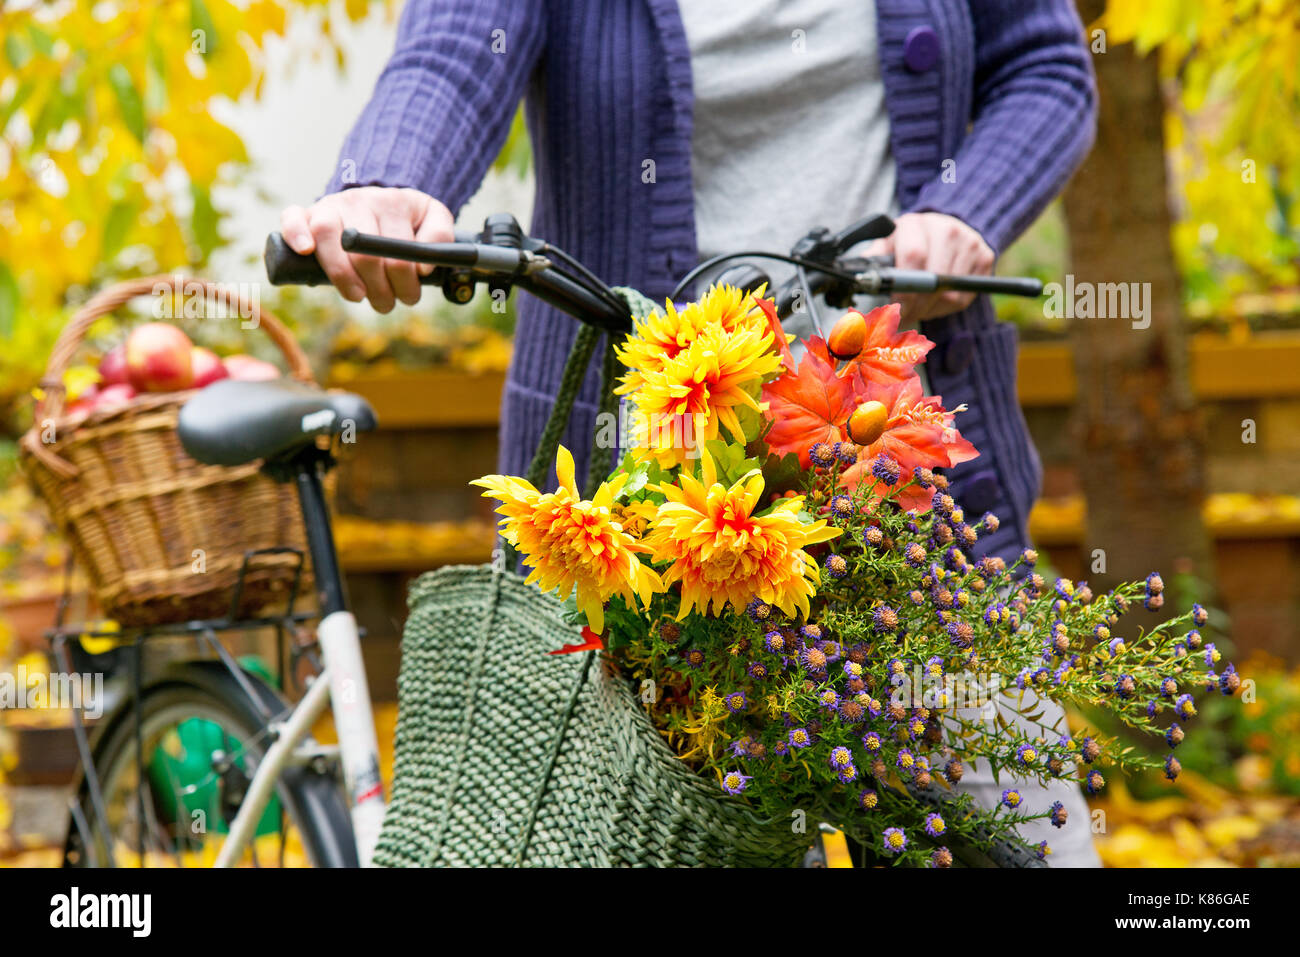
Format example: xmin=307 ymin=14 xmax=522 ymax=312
xmin=19 ymin=276 xmax=318 ymax=627
xmin=375 ymin=565 xmax=810 ymax=868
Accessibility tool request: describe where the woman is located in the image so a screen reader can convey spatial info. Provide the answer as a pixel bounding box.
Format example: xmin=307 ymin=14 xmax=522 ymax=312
xmin=281 ymin=0 xmax=1100 ymax=865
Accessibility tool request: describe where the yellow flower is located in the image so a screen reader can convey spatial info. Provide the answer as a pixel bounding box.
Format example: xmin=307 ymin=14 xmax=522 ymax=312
xmin=471 ymin=447 xmax=663 ymax=632
xmin=615 ymin=284 xmax=772 ymax=391
xmin=692 ymin=283 xmax=773 ymax=333
xmin=642 ymin=447 xmax=840 ymax=620
xmin=613 ymin=499 xmax=660 ymax=538
xmin=622 ymin=322 xmax=783 ymax=469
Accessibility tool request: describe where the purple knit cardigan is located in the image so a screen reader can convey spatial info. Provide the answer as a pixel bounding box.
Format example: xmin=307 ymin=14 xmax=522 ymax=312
xmin=325 ymin=0 xmax=1097 ymax=562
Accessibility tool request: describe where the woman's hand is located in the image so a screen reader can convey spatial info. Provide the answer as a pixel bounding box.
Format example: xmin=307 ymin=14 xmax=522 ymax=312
xmin=864 ymin=212 xmax=996 ymax=324
xmin=280 ymin=187 xmax=454 ymax=313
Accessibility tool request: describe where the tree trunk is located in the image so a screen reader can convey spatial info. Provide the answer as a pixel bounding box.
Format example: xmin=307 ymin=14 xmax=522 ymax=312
xmin=1060 ymin=0 xmax=1214 ymax=598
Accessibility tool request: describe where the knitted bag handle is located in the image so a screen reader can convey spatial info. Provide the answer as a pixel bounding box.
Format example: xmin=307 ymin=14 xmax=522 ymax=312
xmin=521 ymin=323 xmax=605 ymax=494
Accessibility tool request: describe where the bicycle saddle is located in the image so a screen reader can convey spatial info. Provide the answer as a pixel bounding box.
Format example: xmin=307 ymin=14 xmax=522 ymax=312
xmin=178 ymin=378 xmax=376 ymax=467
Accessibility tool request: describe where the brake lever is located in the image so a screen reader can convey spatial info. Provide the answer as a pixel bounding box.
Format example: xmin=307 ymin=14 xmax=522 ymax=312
xmin=832 ymin=214 xmax=895 ymax=253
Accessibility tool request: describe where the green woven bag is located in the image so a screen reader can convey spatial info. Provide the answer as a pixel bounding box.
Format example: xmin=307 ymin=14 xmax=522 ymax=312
xmin=372 ymin=564 xmax=809 ymax=867
xmin=373 ymin=290 xmax=806 ymax=867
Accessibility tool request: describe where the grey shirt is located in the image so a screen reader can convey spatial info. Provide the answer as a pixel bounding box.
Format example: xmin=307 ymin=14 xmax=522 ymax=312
xmin=679 ymin=0 xmax=899 ymax=341
xmin=678 ymin=3 xmax=1100 ymax=867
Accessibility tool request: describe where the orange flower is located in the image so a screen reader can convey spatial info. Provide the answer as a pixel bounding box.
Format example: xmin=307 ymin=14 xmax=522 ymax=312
xmin=642 ymin=448 xmax=841 ymax=620
xmin=615 ymin=284 xmax=774 ymax=392
xmin=471 ymin=446 xmax=662 ymax=632
xmin=614 ymin=499 xmax=660 ymax=538
xmin=622 ymin=322 xmax=783 ymax=469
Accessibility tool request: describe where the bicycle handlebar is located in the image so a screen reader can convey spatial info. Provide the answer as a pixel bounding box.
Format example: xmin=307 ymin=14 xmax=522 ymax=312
xmin=263 ymin=211 xmax=1043 ymax=334
xmin=264 ymin=231 xmax=481 ymax=286
xmin=873 ymin=266 xmax=1043 ymax=297
xmin=264 ymin=226 xmax=633 ymax=333
xmin=771 ymin=255 xmax=1042 ymax=314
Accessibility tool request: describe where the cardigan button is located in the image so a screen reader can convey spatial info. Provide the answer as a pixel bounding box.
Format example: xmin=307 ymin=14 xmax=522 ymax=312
xmin=903 ymin=26 xmax=940 ymax=73
xmin=941 ymin=330 xmax=975 ymax=375
xmin=958 ymin=470 xmax=1000 ymax=515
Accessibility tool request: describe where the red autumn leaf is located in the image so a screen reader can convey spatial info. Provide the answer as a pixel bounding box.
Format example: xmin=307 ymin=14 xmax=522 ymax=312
xmin=548 ymin=626 xmax=605 ymax=655
xmin=841 ymin=375 xmax=979 ymax=511
xmin=841 ymin=303 xmax=935 ymax=384
xmin=761 ymin=343 xmax=857 ymax=467
xmin=752 ymin=295 xmax=796 ymax=373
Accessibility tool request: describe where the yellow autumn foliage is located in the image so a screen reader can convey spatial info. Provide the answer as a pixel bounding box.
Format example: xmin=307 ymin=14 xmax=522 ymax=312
xmin=0 ymin=0 xmax=391 ymax=428
xmin=1099 ymin=0 xmax=1300 ymax=306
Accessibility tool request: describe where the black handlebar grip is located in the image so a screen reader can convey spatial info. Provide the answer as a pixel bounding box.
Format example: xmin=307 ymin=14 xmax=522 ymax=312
xmin=933 ymin=273 xmax=1044 ymax=297
xmin=265 ymin=232 xmax=453 ymax=286
xmin=881 ymin=268 xmax=1042 ymax=298
xmin=264 ymin=233 xmax=332 ymax=286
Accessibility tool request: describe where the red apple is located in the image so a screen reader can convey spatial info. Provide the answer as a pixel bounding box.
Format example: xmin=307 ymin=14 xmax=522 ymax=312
xmin=64 ymin=384 xmax=99 ymax=423
xmin=98 ymin=344 xmax=130 ymax=386
xmin=190 ymin=347 xmax=230 ymax=388
xmin=126 ymin=322 xmax=194 ymax=392
xmin=222 ymin=354 xmax=281 ymax=381
xmin=92 ymin=383 xmax=137 ymax=411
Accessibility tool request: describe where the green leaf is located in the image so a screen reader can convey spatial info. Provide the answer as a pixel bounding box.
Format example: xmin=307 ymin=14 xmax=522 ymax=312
xmin=734 ymin=401 xmax=765 ymax=442
xmin=26 ymin=23 xmax=55 ymax=57
xmin=491 ymin=106 xmax=532 ymax=179
xmin=145 ymin=38 xmax=169 ymax=114
xmin=190 ymin=184 xmax=220 ymax=260
xmin=108 ymin=63 xmax=146 ymax=142
xmin=760 ymin=451 xmax=805 ymax=495
xmin=0 ymin=79 xmax=35 ymax=130
xmin=0 ymin=262 xmax=18 ymax=339
xmin=101 ymin=199 xmax=138 ymax=260
xmin=4 ymin=33 xmax=29 ymax=70
xmin=29 ymin=94 xmax=60 ymax=145
xmin=619 ymin=458 xmax=651 ymax=499
xmin=703 ymin=438 xmax=732 ymax=465
xmin=190 ymin=0 xmax=219 ymax=56
xmin=704 ymin=439 xmax=761 ymax=486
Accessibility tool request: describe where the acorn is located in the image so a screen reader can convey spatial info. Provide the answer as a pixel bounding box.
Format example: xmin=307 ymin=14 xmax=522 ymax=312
xmin=826 ymin=310 xmax=867 ymax=360
xmin=847 ymin=400 xmax=888 ymax=446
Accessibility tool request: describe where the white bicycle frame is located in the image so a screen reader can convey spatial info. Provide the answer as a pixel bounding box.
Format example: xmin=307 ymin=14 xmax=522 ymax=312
xmin=214 ymin=609 xmax=384 ymax=868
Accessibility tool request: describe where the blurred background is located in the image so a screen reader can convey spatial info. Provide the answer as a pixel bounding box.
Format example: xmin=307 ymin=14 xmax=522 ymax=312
xmin=1 ymin=0 xmax=1298 ymax=867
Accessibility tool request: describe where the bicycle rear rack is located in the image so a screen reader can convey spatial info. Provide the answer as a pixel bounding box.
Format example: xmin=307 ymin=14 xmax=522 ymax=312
xmin=44 ymin=546 xmax=327 ymax=867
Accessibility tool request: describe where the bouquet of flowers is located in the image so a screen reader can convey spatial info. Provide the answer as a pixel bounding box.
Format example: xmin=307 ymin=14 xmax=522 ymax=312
xmin=473 ymin=286 xmax=1240 ymax=866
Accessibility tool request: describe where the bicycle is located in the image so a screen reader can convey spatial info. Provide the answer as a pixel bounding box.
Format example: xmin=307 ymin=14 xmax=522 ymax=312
xmin=56 ymin=209 xmax=1043 ymax=868
xmin=53 ymin=393 xmax=380 ymax=869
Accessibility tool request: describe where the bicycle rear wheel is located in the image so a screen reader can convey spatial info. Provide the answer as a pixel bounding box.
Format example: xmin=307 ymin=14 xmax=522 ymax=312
xmin=65 ymin=663 xmax=356 ymax=868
